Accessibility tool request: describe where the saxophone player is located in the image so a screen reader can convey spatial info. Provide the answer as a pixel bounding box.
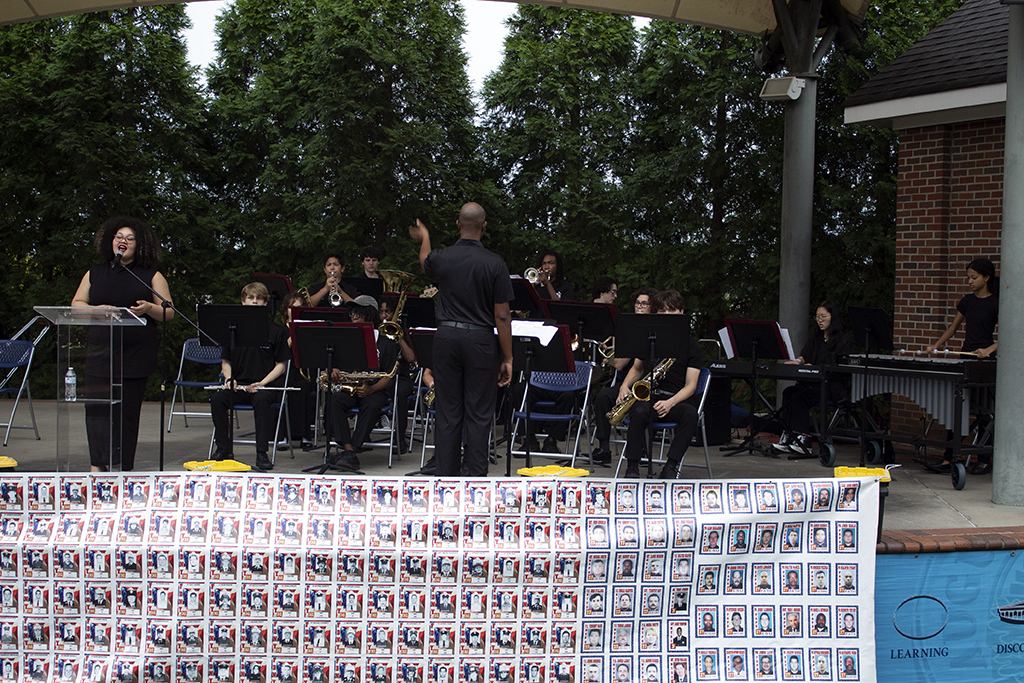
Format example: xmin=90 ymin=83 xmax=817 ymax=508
xmin=614 ymin=290 xmax=703 ymax=479
xmin=325 ymin=295 xmax=400 ymax=470
xmin=309 ymin=252 xmax=357 ymax=307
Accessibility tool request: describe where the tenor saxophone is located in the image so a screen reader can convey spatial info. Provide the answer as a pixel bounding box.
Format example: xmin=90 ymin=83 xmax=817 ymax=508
xmin=318 ymin=360 xmax=400 ymax=395
xmin=606 ymin=358 xmax=675 ymax=425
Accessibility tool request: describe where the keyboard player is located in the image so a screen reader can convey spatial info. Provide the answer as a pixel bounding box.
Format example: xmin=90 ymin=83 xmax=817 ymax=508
xmin=774 ymin=300 xmax=851 ymax=455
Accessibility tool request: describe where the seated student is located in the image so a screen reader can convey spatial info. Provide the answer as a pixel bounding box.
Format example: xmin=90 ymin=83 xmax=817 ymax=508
xmin=211 ymin=283 xmax=290 ymax=470
xmin=588 ymin=286 xmax=657 ymax=463
xmin=326 ymin=295 xmax=399 ymax=470
xmin=774 ymin=299 xmax=852 ymax=455
xmin=533 ymin=250 xmax=574 ymax=301
xmin=615 ymin=290 xmax=703 ymax=479
xmin=309 ymin=252 xmax=356 ymax=307
xmin=280 ymin=292 xmax=315 ymax=450
xmin=359 ymin=246 xmax=384 ymax=280
xmin=379 ymin=297 xmax=415 ymax=455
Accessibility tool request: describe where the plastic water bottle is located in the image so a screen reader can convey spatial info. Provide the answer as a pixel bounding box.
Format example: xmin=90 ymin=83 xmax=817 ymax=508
xmin=64 ymin=368 xmax=77 ymax=402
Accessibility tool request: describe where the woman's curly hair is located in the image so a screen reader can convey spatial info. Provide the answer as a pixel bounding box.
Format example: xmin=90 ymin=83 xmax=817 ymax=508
xmin=94 ymin=216 xmax=161 ymax=269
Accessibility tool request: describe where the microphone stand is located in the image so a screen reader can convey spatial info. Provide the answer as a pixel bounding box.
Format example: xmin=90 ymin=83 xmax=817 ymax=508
xmin=114 ymin=254 xmax=206 ymax=472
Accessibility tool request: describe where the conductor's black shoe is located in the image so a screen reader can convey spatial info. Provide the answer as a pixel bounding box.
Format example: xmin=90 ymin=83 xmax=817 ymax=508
xmin=589 ymin=448 xmax=612 ymax=464
xmin=623 ymin=463 xmax=641 ymax=479
xmin=542 ymin=437 xmax=560 ymax=454
xmin=255 ymin=452 xmax=274 ymax=470
xmin=420 ymin=457 xmax=437 ymax=475
xmin=659 ymin=460 xmax=680 ymax=479
xmin=212 ymin=450 xmax=230 ymax=462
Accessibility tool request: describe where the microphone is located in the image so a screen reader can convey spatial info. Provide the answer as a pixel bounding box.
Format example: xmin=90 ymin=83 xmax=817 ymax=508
xmin=112 ymin=251 xmax=124 ymax=269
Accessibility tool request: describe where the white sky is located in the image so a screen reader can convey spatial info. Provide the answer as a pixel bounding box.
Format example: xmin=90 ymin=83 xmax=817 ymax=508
xmin=183 ymin=0 xmax=518 ymax=94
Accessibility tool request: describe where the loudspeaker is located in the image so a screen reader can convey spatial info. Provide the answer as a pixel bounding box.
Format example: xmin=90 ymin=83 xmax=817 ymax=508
xmin=695 ymin=377 xmax=731 ymax=446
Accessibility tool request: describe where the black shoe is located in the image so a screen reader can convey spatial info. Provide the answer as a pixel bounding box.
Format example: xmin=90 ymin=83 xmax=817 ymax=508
xmin=971 ymin=462 xmax=992 ymax=475
xmin=300 ymin=439 xmax=315 ymax=451
xmin=419 ymin=457 xmax=437 ymax=475
xmin=658 ymin=460 xmax=680 ymax=479
xmin=542 ymin=437 xmax=560 ymax=454
xmin=519 ymin=437 xmax=541 ymax=452
xmin=338 ymin=451 xmax=361 ymax=471
xmin=255 ymin=452 xmax=273 ymax=470
xmin=624 ymin=463 xmax=641 ymax=479
xmin=212 ymin=450 xmax=231 ymax=462
xmin=589 ymin=448 xmax=612 ymax=464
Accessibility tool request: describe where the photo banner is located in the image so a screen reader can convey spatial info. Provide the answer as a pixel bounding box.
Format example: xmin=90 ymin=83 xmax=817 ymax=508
xmin=0 ymin=473 xmax=879 ymax=682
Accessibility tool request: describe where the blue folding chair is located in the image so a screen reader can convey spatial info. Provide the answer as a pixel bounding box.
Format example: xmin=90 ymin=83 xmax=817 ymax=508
xmin=167 ymin=338 xmax=223 ymax=432
xmin=509 ymin=361 xmax=594 ymax=466
xmin=0 ymin=340 xmax=39 ymax=446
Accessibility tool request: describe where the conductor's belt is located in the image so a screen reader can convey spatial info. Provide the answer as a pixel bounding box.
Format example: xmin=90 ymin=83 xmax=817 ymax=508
xmin=438 ymin=321 xmax=492 ymax=332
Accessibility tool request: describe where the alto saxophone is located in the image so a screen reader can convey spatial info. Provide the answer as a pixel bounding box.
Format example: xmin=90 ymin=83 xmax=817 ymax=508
xmin=317 ymin=360 xmax=400 ymax=395
xmin=606 ymin=358 xmax=675 ymax=425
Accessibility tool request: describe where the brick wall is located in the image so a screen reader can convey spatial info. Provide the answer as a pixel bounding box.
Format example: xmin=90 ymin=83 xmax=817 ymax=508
xmin=891 ymin=118 xmax=1004 ymax=438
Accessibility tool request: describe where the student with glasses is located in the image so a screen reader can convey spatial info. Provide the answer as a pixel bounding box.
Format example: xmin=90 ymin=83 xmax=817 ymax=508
xmin=72 ymin=217 xmax=175 ymax=472
xmin=774 ymin=299 xmax=851 ymax=455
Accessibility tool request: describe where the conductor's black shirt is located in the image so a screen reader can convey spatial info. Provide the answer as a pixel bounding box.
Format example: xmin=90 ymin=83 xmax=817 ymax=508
xmin=424 ymin=239 xmax=513 ymax=327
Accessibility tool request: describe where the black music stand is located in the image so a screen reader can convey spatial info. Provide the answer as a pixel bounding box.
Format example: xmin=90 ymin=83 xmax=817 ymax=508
xmin=847 ymin=307 xmax=893 ymax=354
xmin=293 ymin=307 xmax=351 ymax=323
xmin=253 ymin=273 xmax=294 ymax=318
xmin=509 ymin=277 xmax=549 ymax=319
xmin=290 ymin=322 xmax=378 ymax=476
xmin=546 ymin=301 xmax=617 ymax=362
xmin=341 ymin=277 xmax=384 ymax=301
xmin=407 ymin=328 xmax=436 ymax=476
xmin=198 ymin=305 xmax=272 ymax=469
xmin=846 ymin=307 xmax=894 ymax=468
xmin=615 ymin=313 xmax=692 ymax=478
xmin=508 ymin=324 xmax=574 ymax=474
xmin=377 ymin=293 xmax=437 ymax=329
xmin=719 ymin=319 xmax=789 ymax=459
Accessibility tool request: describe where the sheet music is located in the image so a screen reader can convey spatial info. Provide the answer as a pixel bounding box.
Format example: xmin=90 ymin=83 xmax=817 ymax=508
xmin=718 ymin=327 xmax=735 ymax=359
xmin=511 ymin=320 xmax=558 ymax=346
xmin=779 ymin=325 xmax=797 ymax=360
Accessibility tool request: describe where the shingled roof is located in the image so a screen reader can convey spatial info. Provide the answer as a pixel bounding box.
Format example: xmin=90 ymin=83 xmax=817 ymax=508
xmin=844 ymin=0 xmax=1007 ymax=108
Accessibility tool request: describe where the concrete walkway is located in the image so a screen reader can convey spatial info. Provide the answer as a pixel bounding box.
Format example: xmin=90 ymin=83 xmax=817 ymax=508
xmin=3 ymin=400 xmax=1021 ymax=531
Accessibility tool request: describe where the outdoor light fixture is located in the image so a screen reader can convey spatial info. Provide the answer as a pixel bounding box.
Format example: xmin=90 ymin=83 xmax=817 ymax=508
xmin=759 ymin=76 xmax=806 ymax=102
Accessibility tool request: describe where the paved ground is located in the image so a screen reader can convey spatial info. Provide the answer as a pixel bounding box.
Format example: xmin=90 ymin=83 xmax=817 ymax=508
xmin=3 ymin=400 xmax=1022 ymax=530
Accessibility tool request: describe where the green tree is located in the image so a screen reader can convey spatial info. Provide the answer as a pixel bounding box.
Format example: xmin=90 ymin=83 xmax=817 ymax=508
xmin=480 ymin=5 xmax=637 ymax=291
xmin=206 ymin=0 xmax=486 ymax=291
xmin=0 ymin=7 xmax=211 ymax=395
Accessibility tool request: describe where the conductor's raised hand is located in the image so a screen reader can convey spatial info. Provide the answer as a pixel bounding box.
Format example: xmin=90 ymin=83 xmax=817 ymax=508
xmin=409 ymin=219 xmax=429 ymax=243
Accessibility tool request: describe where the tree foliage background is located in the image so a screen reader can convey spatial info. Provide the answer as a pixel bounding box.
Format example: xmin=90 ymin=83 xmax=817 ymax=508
xmin=0 ymin=0 xmax=966 ymax=396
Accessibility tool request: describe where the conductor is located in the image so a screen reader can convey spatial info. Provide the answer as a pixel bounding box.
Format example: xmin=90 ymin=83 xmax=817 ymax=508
xmin=410 ymin=203 xmax=514 ymax=476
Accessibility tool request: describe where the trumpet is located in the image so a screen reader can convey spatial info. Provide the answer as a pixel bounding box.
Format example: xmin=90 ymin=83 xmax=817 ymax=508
xmin=524 ymin=267 xmax=540 ymax=284
xmin=606 ymin=358 xmax=675 ymax=425
xmin=328 ymin=280 xmax=343 ymax=307
xmin=424 ymin=386 xmax=435 ymax=407
xmin=379 ymin=291 xmax=407 ymax=344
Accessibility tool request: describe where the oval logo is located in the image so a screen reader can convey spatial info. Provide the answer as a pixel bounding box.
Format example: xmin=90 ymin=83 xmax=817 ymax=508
xmin=894 ymin=595 xmax=949 ymax=640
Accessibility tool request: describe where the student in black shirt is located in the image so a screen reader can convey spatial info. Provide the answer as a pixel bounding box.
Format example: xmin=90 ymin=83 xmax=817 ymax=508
xmin=327 ymin=295 xmax=399 ymax=470
xmin=775 ymin=299 xmax=852 ymax=455
xmin=533 ymin=250 xmax=575 ymax=301
xmin=411 ymin=203 xmax=514 ymax=476
xmin=309 ymin=252 xmax=356 ymax=307
xmin=927 ymin=257 xmax=999 ymax=473
xmin=619 ymin=290 xmax=703 ymax=479
xmin=211 ymin=282 xmax=290 ymax=470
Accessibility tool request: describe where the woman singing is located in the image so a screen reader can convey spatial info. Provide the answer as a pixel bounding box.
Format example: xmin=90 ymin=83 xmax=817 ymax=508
xmin=71 ymin=217 xmax=174 ymax=471
xmin=774 ymin=300 xmax=851 ymax=455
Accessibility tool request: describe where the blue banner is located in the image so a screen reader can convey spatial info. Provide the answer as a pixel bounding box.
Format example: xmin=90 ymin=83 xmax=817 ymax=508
xmin=876 ymin=550 xmax=1024 ymax=681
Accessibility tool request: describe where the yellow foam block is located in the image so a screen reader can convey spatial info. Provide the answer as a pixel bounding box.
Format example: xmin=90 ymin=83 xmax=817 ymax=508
xmin=834 ymin=466 xmax=891 ymax=483
xmin=517 ymin=465 xmax=589 ymax=478
xmin=183 ymin=459 xmax=251 ymax=472
xmin=0 ymin=457 xmax=17 ymax=469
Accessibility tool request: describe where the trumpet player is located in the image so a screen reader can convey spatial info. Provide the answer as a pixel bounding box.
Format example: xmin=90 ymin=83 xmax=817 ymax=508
xmin=309 ymin=253 xmax=356 ymax=307
xmin=533 ymin=250 xmax=575 ymax=301
xmin=599 ymin=290 xmax=703 ymax=479
xmin=211 ymin=283 xmax=291 ymax=470
xmin=325 ymin=295 xmax=399 ymax=470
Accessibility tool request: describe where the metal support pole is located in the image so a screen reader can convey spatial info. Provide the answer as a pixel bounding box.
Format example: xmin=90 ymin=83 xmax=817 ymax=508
xmin=778 ymin=76 xmax=817 ymax=358
xmin=993 ymin=5 xmax=1024 ymax=506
